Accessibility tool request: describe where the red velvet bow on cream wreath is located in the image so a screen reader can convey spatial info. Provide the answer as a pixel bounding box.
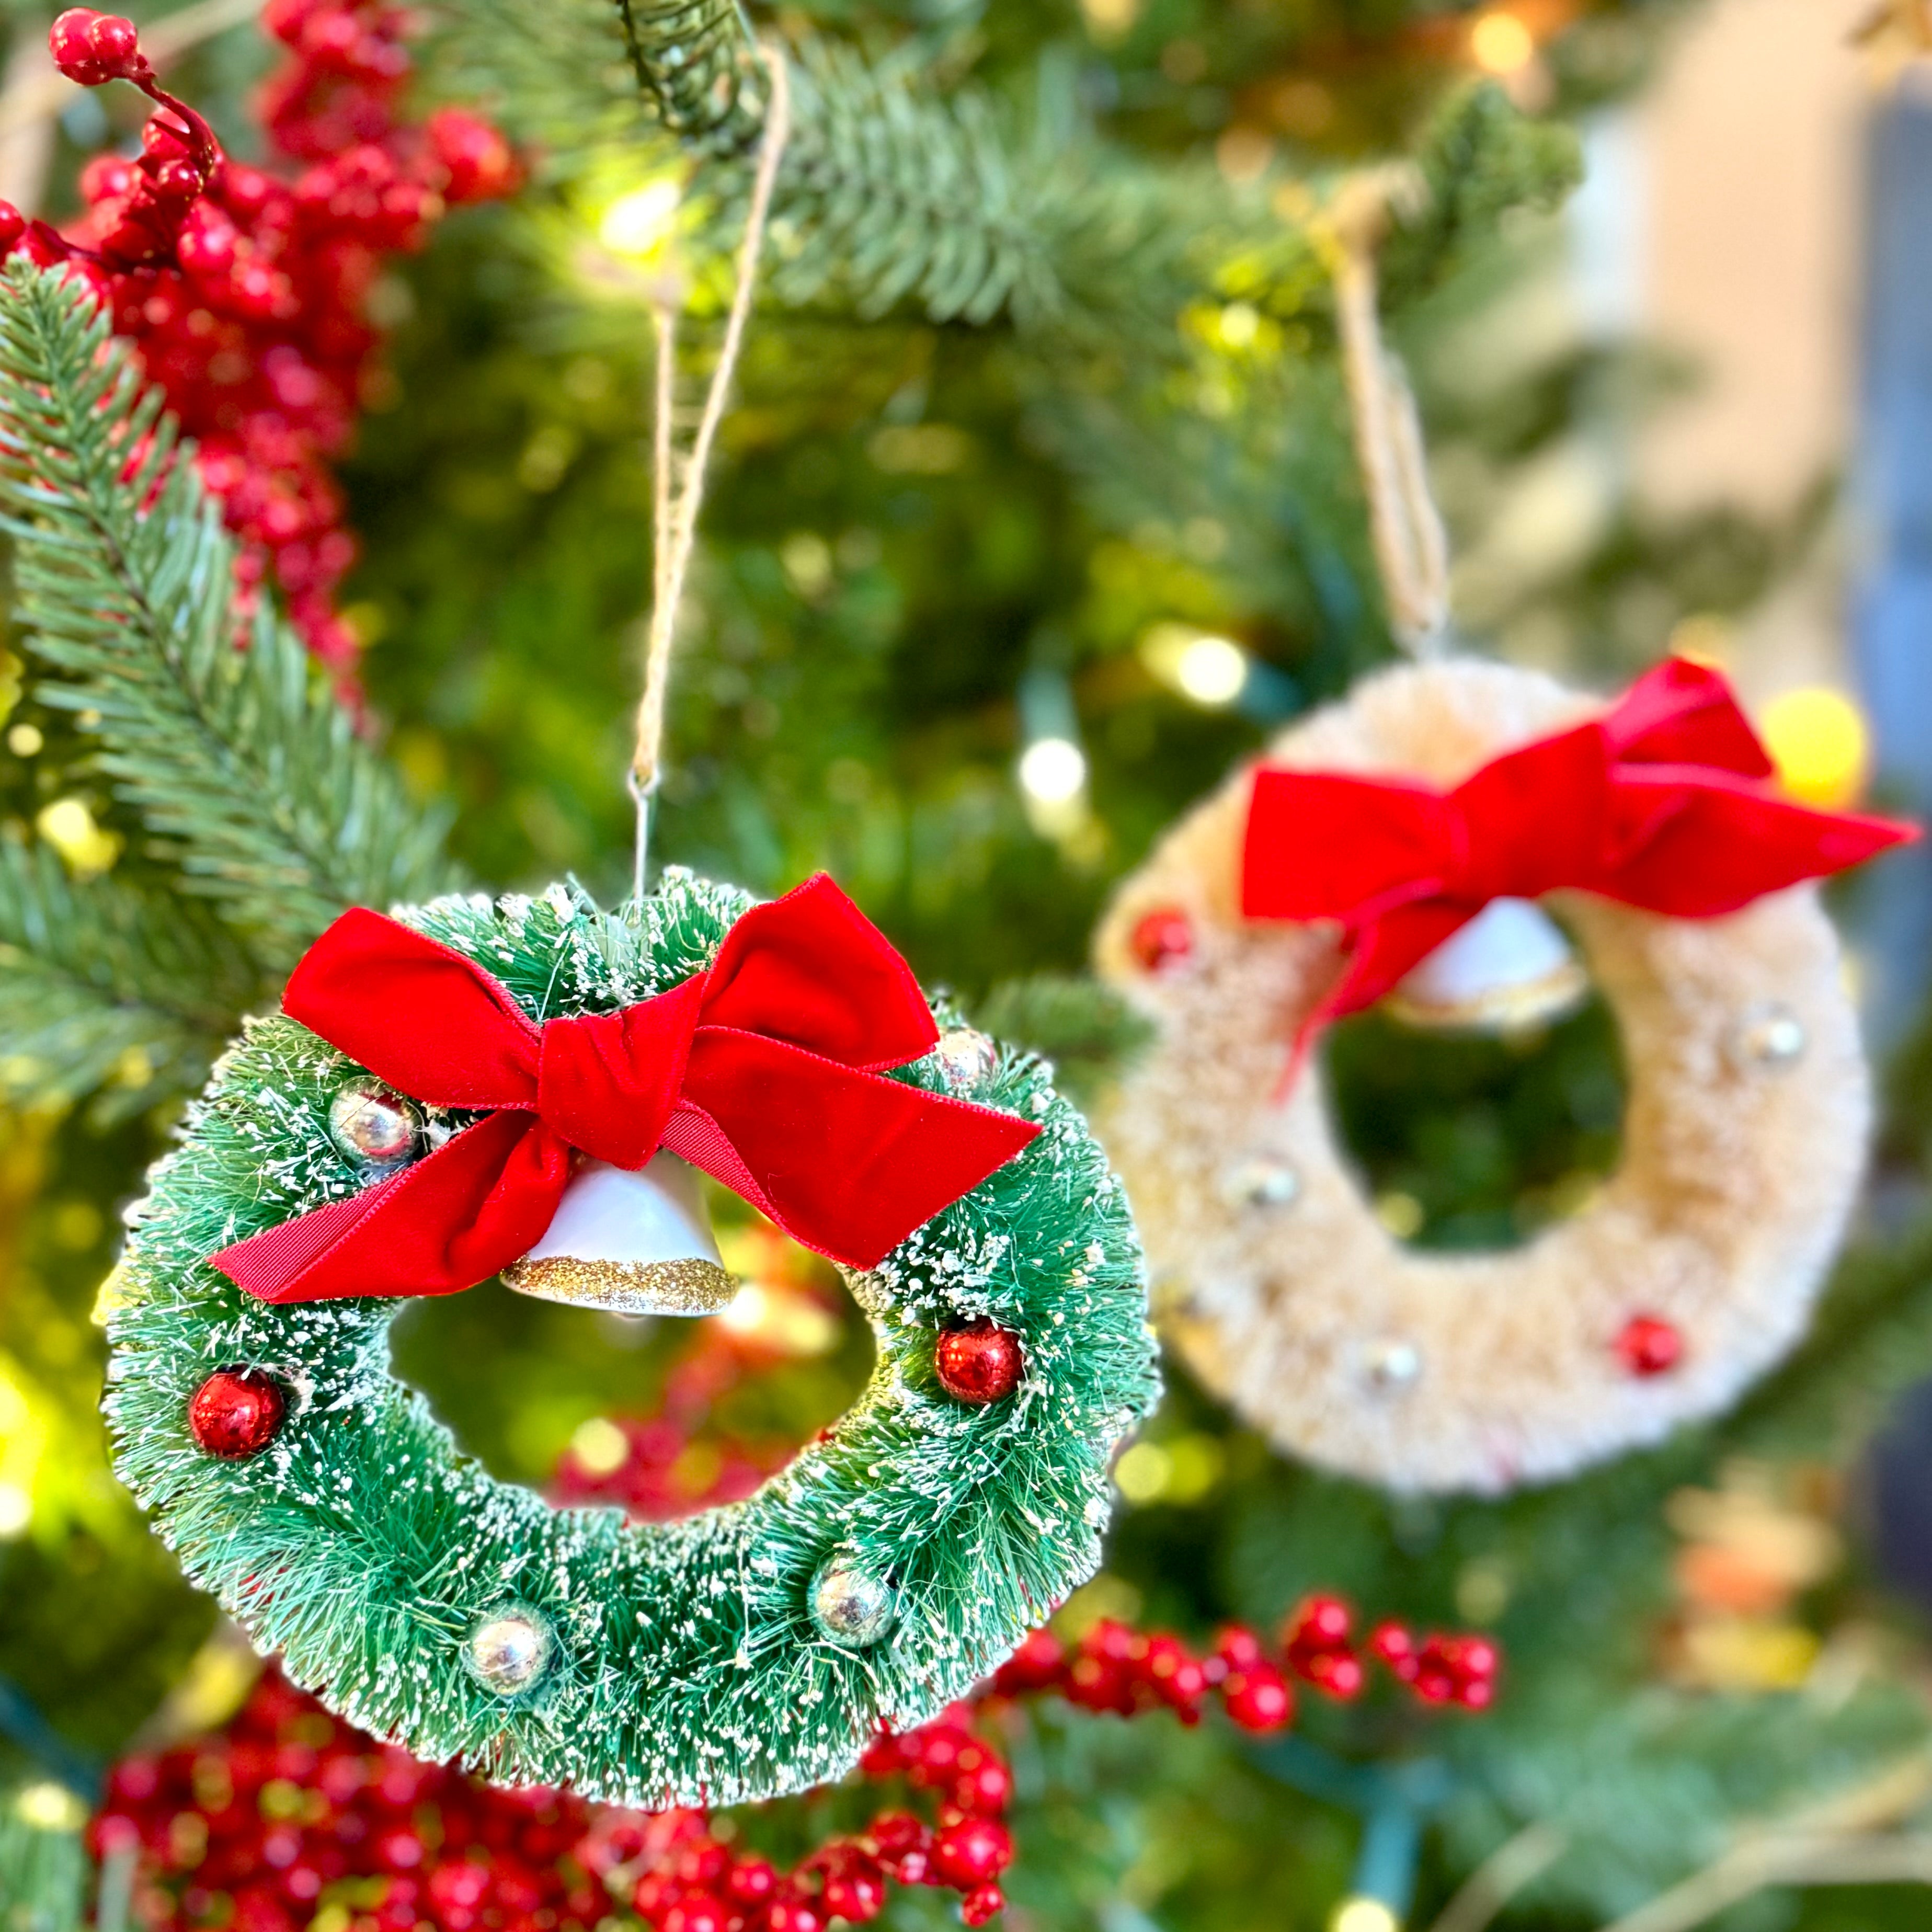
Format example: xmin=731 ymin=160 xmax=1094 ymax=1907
xmin=1241 ymin=657 xmax=1917 ymax=1052
xmin=213 ymin=875 xmax=1041 ymax=1305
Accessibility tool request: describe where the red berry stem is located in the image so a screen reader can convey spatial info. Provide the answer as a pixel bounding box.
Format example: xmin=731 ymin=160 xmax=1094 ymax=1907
xmin=20 ymin=6 xmax=518 ymax=678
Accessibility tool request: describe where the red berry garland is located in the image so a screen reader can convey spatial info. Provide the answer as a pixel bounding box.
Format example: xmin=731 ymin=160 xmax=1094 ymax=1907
xmin=94 ymin=1673 xmax=1022 ymax=1932
xmin=984 ymin=1596 xmax=1497 ymax=1724
xmin=20 ymin=8 xmax=516 ymax=676
xmin=93 ymin=1579 xmax=1498 ymax=1931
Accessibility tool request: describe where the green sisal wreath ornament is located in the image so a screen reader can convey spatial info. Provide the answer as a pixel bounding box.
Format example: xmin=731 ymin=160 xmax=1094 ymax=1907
xmin=104 ymin=869 xmax=1157 ymax=1806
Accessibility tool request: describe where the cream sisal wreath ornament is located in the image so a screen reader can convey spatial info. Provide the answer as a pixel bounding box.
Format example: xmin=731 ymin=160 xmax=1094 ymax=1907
xmin=1095 ymin=656 xmax=1912 ymax=1493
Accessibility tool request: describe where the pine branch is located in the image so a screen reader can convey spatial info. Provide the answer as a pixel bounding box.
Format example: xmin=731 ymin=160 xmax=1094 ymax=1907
xmin=0 ymin=1808 xmax=89 ymax=1932
xmin=442 ymin=0 xmax=1576 ymax=336
xmin=0 ymin=836 xmax=253 ymax=1115
xmin=0 ymin=262 xmax=458 ymax=964
xmin=972 ymin=973 xmax=1153 ymax=1103
xmin=1720 ymin=1213 xmax=1932 ymax=1464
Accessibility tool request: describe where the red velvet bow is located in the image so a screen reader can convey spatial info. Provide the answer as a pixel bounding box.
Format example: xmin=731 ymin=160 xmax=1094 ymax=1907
xmin=1241 ymin=657 xmax=1915 ymax=1044
xmin=213 ymin=874 xmax=1041 ymax=1304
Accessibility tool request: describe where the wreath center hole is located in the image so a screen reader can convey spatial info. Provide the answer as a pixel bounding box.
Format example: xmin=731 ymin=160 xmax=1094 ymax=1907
xmin=388 ymin=1201 xmax=875 ymax=1506
xmin=1320 ymin=985 xmax=1629 ymax=1254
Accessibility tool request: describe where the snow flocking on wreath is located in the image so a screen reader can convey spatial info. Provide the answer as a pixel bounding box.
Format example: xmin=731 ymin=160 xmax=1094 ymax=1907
xmin=105 ymin=870 xmax=1158 ymax=1804
xmin=1095 ymin=656 xmax=1911 ymax=1495
xmin=96 ymin=58 xmax=1160 ymax=1807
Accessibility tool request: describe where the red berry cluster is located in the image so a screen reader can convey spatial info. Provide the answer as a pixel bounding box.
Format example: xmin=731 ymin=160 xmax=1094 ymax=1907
xmin=93 ymin=1673 xmax=1019 ymax=1932
xmin=985 ymin=1597 xmax=1499 ymax=1727
xmin=548 ymin=1279 xmax=840 ymax=1521
xmin=17 ymin=7 xmax=516 ymax=675
xmin=618 ymin=1708 xmax=1018 ymax=1932
xmin=93 ymin=1671 xmax=605 ymax=1932
xmin=550 ymin=1407 xmax=785 ymax=1521
xmin=988 ymin=1621 xmax=1295 ymax=1732
xmin=853 ymin=1707 xmax=1018 ymax=1926
xmin=1287 ymin=1595 xmax=1499 ymax=1711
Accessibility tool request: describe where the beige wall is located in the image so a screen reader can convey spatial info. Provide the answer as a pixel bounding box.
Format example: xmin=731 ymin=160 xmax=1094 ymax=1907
xmin=1634 ymin=0 xmax=1872 ymax=520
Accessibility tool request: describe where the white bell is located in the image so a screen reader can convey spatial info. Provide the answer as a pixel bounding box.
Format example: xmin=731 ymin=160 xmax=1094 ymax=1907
xmin=1382 ymin=897 xmax=1588 ymax=1035
xmin=501 ymin=1149 xmax=736 ymax=1315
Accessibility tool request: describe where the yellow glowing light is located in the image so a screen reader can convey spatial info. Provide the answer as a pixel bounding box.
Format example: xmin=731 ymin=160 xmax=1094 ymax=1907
xmin=15 ymin=1783 xmax=86 ymax=1832
xmin=1331 ymin=1902 xmax=1400 ymax=1932
xmin=1078 ymin=0 xmax=1139 ymax=38
xmin=1176 ymin=635 xmax=1249 ymax=706
xmin=715 ymin=1280 xmax=841 ymax=1356
xmin=0 ymin=1356 xmax=43 ymax=1540
xmin=1140 ymin=623 xmax=1250 ymax=707
xmin=1470 ymin=9 xmax=1536 ymax=73
xmin=7 ymin=722 xmax=41 ymax=757
xmin=92 ymin=1261 xmax=134 ymax=1328
xmin=599 ymin=178 xmax=683 ymax=259
xmin=1112 ymin=1441 xmax=1172 ymax=1504
xmin=37 ymin=796 xmax=119 ymax=877
xmin=1759 ymin=685 xmax=1870 ymax=810
xmin=569 ymin=1416 xmax=631 ymax=1478
xmin=1218 ymin=302 xmax=1260 ymax=350
xmin=1018 ymin=737 xmax=1088 ymax=806
xmin=1375 ymin=1191 xmax=1425 ymax=1241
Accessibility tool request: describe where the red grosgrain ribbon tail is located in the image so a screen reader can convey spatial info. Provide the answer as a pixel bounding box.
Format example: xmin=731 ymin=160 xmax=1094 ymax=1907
xmin=212 ymin=877 xmax=1041 ymax=1303
xmin=214 ymin=1111 xmax=571 ymax=1306
xmin=1241 ymin=656 xmax=1916 ymax=1063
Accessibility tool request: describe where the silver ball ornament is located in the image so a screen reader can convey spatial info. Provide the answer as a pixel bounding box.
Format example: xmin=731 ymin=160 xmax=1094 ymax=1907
xmin=1220 ymin=1153 xmax=1300 ymax=1210
xmin=809 ymin=1555 xmax=895 ymax=1647
xmin=328 ymin=1082 xmax=419 ymax=1167
xmin=464 ymin=1608 xmax=553 ymax=1695
xmin=1727 ymin=1003 xmax=1807 ymax=1074
xmin=934 ymin=1027 xmax=999 ymax=1089
xmin=1359 ymin=1337 xmax=1423 ymax=1393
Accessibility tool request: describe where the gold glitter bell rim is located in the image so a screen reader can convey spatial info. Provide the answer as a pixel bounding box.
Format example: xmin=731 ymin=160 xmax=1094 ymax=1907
xmin=501 ymin=1150 xmax=737 ymax=1317
xmin=502 ymin=1252 xmax=736 ymax=1316
xmin=1383 ymin=897 xmax=1590 ymax=1035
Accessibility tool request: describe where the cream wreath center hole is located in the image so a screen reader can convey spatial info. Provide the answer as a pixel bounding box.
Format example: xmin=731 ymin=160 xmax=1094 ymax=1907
xmin=388 ymin=1199 xmax=874 ymax=1501
xmin=1321 ymin=986 xmax=1629 ymax=1253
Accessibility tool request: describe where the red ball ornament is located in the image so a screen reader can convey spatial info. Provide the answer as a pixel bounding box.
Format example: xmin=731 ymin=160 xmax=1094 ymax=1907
xmin=1128 ymin=906 xmax=1193 ymax=972
xmin=934 ymin=1321 xmax=1024 ymax=1405
xmin=188 ymin=1367 xmax=287 ymax=1459
xmin=1615 ymin=1313 xmax=1683 ymax=1378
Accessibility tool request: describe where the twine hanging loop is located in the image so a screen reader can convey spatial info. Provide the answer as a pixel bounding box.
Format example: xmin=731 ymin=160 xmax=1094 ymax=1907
xmin=630 ymin=41 xmax=793 ymax=890
xmin=1318 ymin=166 xmax=1450 ymax=659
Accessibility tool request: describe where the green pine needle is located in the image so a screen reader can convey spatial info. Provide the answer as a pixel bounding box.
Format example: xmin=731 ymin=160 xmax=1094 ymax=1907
xmin=0 ymin=834 xmax=252 ymax=1117
xmin=0 ymin=263 xmax=458 ymax=968
xmin=442 ymin=0 xmax=1576 ymax=336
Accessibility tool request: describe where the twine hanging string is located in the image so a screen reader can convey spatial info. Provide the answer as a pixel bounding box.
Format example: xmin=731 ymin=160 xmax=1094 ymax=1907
xmin=631 ymin=41 xmax=793 ymax=897
xmin=1318 ymin=166 xmax=1451 ymax=659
